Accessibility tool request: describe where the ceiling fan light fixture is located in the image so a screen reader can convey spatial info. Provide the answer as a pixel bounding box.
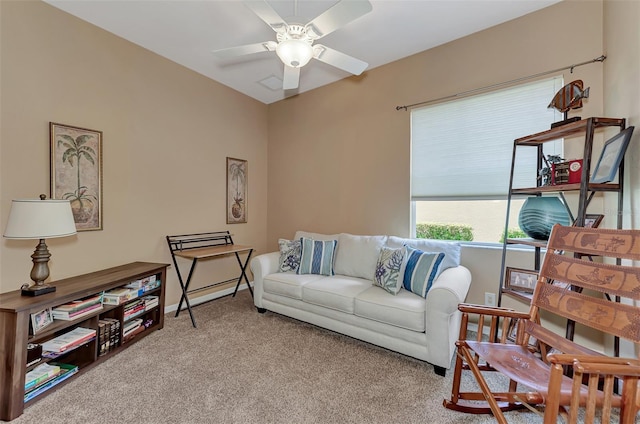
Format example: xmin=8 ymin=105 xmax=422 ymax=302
xmin=276 ymin=39 xmax=313 ymax=68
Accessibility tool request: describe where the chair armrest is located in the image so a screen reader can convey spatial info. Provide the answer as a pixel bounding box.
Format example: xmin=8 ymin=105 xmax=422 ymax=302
xmin=547 ymin=353 xmax=640 ymax=368
xmin=458 ymin=303 xmax=531 ymax=320
xmin=456 ymin=303 xmax=532 ymax=345
xmin=250 ymin=251 xmax=280 ymax=308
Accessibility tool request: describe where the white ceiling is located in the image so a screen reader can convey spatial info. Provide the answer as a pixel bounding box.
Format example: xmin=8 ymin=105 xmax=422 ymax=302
xmin=44 ymin=0 xmax=560 ymax=104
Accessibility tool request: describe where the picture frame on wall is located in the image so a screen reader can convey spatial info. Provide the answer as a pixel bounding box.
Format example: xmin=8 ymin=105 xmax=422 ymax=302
xmin=50 ymin=122 xmax=103 ymax=231
xmin=589 ymin=126 xmax=634 ymax=184
xmin=505 ymin=267 xmax=538 ymax=293
xmin=226 ymin=157 xmax=247 ymax=224
xmin=30 ymin=308 xmax=54 ymax=335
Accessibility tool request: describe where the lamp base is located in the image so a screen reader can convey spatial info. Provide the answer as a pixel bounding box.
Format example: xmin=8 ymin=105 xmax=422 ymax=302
xmin=21 ymin=284 xmax=56 ymax=297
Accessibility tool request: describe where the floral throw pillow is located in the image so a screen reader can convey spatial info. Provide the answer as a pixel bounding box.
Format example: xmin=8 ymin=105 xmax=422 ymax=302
xmin=373 ymin=247 xmax=406 ymax=295
xmin=278 ymin=238 xmax=301 ymax=273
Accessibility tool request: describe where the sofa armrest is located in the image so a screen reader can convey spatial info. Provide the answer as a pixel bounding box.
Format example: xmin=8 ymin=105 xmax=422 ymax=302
xmin=425 ymin=265 xmax=472 ymax=369
xmin=250 ymin=251 xmax=280 ymax=308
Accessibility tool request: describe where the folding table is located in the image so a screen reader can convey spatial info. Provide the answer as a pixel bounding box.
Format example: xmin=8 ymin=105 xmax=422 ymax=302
xmin=166 ymin=231 xmax=253 ymax=328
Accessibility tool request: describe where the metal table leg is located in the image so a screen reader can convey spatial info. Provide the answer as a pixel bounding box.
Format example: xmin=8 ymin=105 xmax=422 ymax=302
xmin=174 ymin=258 xmax=198 ymax=328
xmin=232 ymin=249 xmax=253 ymax=298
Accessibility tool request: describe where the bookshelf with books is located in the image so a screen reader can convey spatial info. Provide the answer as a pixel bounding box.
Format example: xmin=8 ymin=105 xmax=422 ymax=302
xmin=0 ymin=262 xmax=168 ymax=422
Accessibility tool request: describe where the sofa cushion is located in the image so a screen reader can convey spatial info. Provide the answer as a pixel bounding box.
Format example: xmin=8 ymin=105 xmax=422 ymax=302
xmin=298 ymin=237 xmax=337 ymax=276
xmin=386 ymin=236 xmax=460 ymax=275
xmin=302 ymin=276 xmax=372 ymax=314
xmin=263 ymin=273 xmax=325 ymax=300
xmin=334 ymin=233 xmax=387 ymax=280
xmin=399 ymin=246 xmax=445 ymax=298
xmin=278 ymin=238 xmax=301 ymax=273
xmin=354 ymin=286 xmax=426 ymax=332
xmin=373 ymin=247 xmax=405 ymax=295
xmin=295 ymin=230 xmax=341 ymax=241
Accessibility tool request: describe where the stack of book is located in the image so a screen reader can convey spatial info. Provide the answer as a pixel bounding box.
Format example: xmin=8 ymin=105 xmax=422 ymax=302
xmin=24 ymin=363 xmax=78 ymax=403
xmin=122 ymin=318 xmax=144 ymax=342
xmin=124 ymin=274 xmax=161 ymax=293
xmin=124 ymin=299 xmax=145 ymax=321
xmin=102 ymin=287 xmax=140 ymax=305
xmin=51 ymin=294 xmax=103 ymax=321
xmin=143 ymin=295 xmax=159 ymax=311
xmin=97 ymin=318 xmax=120 ymax=356
xmin=41 ymin=327 xmax=96 ymax=355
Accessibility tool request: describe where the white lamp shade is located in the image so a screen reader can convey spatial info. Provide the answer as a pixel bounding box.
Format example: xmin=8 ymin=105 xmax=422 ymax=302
xmin=3 ymin=199 xmax=77 ymax=239
xmin=276 ymin=39 xmax=314 ymax=68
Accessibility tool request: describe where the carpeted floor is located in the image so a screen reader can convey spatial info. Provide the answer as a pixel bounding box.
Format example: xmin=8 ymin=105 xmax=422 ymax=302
xmin=10 ymin=291 xmax=549 ymax=424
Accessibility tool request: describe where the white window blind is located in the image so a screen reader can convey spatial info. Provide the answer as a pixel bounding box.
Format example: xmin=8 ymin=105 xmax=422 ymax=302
xmin=411 ymin=77 xmax=564 ymax=200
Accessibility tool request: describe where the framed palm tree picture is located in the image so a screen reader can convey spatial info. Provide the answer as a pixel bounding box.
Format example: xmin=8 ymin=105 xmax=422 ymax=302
xmin=50 ymin=122 xmax=103 ymax=231
xmin=226 ymin=157 xmax=247 ymax=224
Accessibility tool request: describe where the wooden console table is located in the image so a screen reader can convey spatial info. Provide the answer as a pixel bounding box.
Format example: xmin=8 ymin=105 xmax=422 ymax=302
xmin=166 ymin=231 xmax=253 ymax=328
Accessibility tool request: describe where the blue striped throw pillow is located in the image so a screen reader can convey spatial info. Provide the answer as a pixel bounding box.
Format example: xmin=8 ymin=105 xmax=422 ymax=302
xmin=297 ymin=237 xmax=337 ymax=276
xmin=400 ymin=246 xmax=445 ymax=298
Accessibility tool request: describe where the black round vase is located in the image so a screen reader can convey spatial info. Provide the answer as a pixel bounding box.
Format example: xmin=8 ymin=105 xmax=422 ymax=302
xmin=518 ymin=196 xmax=571 ymax=240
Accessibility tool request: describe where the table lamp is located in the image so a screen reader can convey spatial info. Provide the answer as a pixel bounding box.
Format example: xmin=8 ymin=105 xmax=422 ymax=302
xmin=3 ymin=194 xmax=77 ymax=296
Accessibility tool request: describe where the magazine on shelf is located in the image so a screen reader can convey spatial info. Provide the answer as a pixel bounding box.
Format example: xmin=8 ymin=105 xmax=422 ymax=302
xmin=24 ymin=363 xmax=61 ymax=391
xmin=24 ymin=364 xmax=78 ymax=403
xmin=51 ymin=302 xmax=103 ymax=321
xmin=52 ymin=293 xmax=103 ymax=313
xmin=41 ymin=327 xmax=96 ymax=353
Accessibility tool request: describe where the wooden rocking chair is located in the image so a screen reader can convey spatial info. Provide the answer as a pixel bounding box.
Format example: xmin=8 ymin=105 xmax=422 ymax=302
xmin=443 ymin=224 xmax=640 ymax=423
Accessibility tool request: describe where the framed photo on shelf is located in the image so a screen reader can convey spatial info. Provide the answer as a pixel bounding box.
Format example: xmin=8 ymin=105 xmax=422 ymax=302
xmin=573 ymin=214 xmax=604 ymax=228
xmin=50 ymin=122 xmax=103 ymax=231
xmin=505 ymin=267 xmax=538 ymax=293
xmin=226 ymin=157 xmax=247 ymax=224
xmin=30 ymin=308 xmax=54 ymax=335
xmin=590 ymin=126 xmax=634 ymax=184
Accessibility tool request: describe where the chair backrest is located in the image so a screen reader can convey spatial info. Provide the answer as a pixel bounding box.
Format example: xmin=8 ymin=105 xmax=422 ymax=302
xmin=526 ymin=224 xmax=640 ymax=358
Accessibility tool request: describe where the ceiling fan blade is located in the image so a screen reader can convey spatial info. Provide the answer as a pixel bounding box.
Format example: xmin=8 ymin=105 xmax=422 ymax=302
xmin=244 ymin=1 xmax=288 ymax=34
xmin=283 ymin=65 xmax=300 ymax=90
xmin=212 ymin=41 xmax=276 ymax=59
xmin=313 ymin=45 xmax=368 ymax=75
xmin=306 ymin=0 xmax=372 ymax=39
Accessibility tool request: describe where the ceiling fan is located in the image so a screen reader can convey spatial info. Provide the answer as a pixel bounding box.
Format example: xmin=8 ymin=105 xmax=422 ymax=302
xmin=212 ymin=0 xmax=373 ymax=90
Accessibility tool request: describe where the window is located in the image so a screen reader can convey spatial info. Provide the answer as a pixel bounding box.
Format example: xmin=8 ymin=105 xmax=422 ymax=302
xmin=411 ymin=77 xmax=564 ymax=243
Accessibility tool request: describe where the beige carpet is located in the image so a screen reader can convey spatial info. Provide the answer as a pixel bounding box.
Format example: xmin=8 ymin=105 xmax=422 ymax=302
xmin=11 ymin=291 xmax=548 ymax=424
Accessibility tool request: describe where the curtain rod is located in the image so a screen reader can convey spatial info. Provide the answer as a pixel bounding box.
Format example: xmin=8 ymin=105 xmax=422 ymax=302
xmin=395 ymin=55 xmax=606 ymax=111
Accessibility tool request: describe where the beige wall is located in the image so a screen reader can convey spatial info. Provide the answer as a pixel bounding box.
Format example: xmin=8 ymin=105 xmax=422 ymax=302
xmin=267 ymin=0 xmax=607 ymax=305
xmin=0 ymin=1 xmax=269 ymax=305
xmin=1 ymin=0 xmax=637 ymax=314
xmin=603 ymin=0 xmax=640 ymax=357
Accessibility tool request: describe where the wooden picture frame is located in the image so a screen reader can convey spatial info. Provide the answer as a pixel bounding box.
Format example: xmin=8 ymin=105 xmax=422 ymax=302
xmin=590 ymin=126 xmax=634 ymax=183
xmin=226 ymin=157 xmax=247 ymax=224
xmin=573 ymin=214 xmax=604 ymax=229
xmin=50 ymin=122 xmax=103 ymax=231
xmin=505 ymin=267 xmax=538 ymax=293
xmin=30 ymin=308 xmax=53 ymax=335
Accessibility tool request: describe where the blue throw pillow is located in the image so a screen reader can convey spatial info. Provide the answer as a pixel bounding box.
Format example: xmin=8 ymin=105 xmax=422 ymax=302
xmin=399 ymin=246 xmax=445 ymax=298
xmin=297 ymin=237 xmax=337 ymax=276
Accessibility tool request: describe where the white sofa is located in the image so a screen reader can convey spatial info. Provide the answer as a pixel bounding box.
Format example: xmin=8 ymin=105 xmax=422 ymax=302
xmin=251 ymin=231 xmax=472 ymax=375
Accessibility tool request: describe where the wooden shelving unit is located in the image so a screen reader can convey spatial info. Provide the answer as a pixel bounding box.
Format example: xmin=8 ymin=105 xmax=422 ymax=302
xmin=499 ymin=117 xmax=626 ymax=304
xmin=0 ymin=261 xmax=169 ymax=422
